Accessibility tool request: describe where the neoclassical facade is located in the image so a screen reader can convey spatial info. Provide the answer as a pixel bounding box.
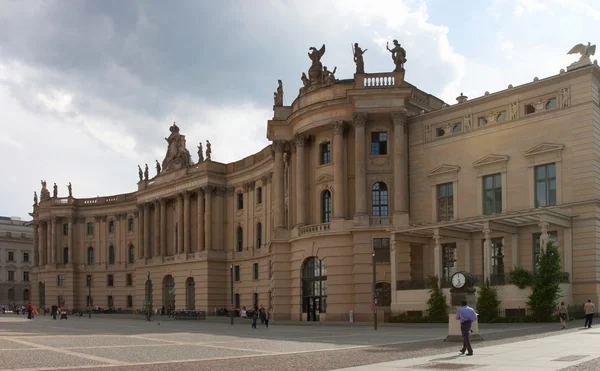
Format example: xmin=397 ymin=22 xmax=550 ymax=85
xmin=0 ymin=217 xmax=33 ymax=308
xmin=31 ymin=45 xmax=600 ymax=321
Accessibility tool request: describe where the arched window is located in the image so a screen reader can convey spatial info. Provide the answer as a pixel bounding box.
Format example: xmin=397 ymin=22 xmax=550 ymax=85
xmin=321 ymin=190 xmax=332 ymax=223
xmin=23 ymin=289 xmax=30 ymax=301
xmin=186 ymin=277 xmax=195 ymax=310
xmin=108 ymin=246 xmax=115 ymax=265
xmin=87 ymin=247 xmax=94 ymax=266
xmin=372 ymin=182 xmax=389 ymax=217
xmin=237 ymin=226 xmax=243 ymax=252
xmin=128 ymin=245 xmax=135 ymax=264
xmin=302 ymin=257 xmax=327 ymax=321
xmin=256 ymin=222 xmax=262 ymax=249
xmin=163 ymin=275 xmax=175 ymax=310
xmin=63 ymin=247 xmax=69 ymax=264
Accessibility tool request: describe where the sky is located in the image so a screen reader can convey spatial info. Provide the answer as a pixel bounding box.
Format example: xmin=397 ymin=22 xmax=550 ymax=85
xmin=0 ymin=0 xmax=598 ymax=220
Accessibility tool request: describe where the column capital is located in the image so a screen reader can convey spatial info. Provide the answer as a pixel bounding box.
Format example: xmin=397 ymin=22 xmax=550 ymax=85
xmin=483 ymin=229 xmax=492 ymax=238
xmin=202 ymin=185 xmax=215 ymax=194
xmin=332 ymin=121 xmax=345 ymax=135
xmin=182 ymin=191 xmax=191 ymax=200
xmin=136 ymin=204 xmax=144 ymax=212
xmin=352 ymin=112 xmax=368 ymax=127
xmin=243 ymin=181 xmax=256 ymax=192
xmin=294 ymin=134 xmax=306 ymax=147
xmin=261 ymin=173 xmax=270 ymax=185
xmin=272 ymin=140 xmax=286 ymax=153
xmin=226 ymin=186 xmax=235 ymax=196
xmin=51 ymin=216 xmax=58 ymax=224
xmin=391 ymin=111 xmax=408 ymax=127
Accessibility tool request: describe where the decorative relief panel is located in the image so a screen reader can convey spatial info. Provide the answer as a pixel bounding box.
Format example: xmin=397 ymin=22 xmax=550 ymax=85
xmin=559 ymin=87 xmax=570 ymax=108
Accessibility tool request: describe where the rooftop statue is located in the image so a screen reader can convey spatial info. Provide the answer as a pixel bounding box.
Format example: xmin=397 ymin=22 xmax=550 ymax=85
xmin=353 ymin=43 xmax=367 ymax=74
xmin=40 ymin=180 xmax=50 ymax=201
xmin=197 ymin=142 xmax=204 ymax=162
xmin=299 ymin=72 xmax=309 ymax=95
xmin=387 ymin=39 xmax=407 ymax=72
xmin=308 ymin=44 xmax=326 ymax=81
xmin=323 ymin=66 xmax=337 ymax=85
xmin=162 ymin=122 xmax=192 ymax=172
xmin=155 ymin=160 xmax=161 ymax=175
xmin=33 ymin=192 xmax=38 ymax=206
xmin=138 ymin=165 xmax=143 ymax=182
xmin=274 ymin=80 xmax=283 ymax=106
xmin=568 ymin=42 xmax=596 ymax=65
xmin=53 ymin=182 xmax=58 ymax=198
xmin=206 ymin=140 xmax=212 ymax=161
xmin=67 ymin=182 xmax=72 ymax=198
xmin=144 ymin=164 xmax=149 ymax=181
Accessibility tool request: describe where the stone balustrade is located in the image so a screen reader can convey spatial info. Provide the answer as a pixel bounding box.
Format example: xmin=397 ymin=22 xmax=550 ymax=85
xmin=363 ymin=73 xmax=396 ymax=87
xmin=299 ymin=223 xmax=331 ymax=236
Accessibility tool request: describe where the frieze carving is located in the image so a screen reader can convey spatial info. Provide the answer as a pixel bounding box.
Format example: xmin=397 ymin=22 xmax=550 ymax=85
xmin=352 ymin=112 xmax=367 ymax=127
xmin=332 ymin=121 xmax=345 ymax=135
xmin=369 ymin=156 xmax=391 ymax=167
xmin=442 ymin=123 xmax=457 ymax=135
xmin=464 ymin=115 xmax=472 ymax=131
xmin=560 ymin=87 xmax=570 ymax=108
xmin=261 ymin=174 xmax=269 ymax=185
xmin=485 ymin=111 xmax=498 ymax=124
xmin=510 ymin=101 xmax=519 ymax=120
xmin=531 ymin=99 xmax=548 ymax=113
xmin=202 ymin=185 xmax=215 ymax=194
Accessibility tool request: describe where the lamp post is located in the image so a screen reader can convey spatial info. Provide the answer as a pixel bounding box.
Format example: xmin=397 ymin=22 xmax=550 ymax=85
xmin=11 ymin=279 xmax=15 ymax=312
xmin=372 ymin=251 xmax=377 ymax=331
xmin=87 ymin=276 xmax=92 ymax=318
xmin=230 ymin=264 xmax=234 ymax=325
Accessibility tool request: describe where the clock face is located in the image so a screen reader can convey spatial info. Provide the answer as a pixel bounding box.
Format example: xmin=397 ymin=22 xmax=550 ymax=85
xmin=451 ymin=272 xmax=466 ymax=288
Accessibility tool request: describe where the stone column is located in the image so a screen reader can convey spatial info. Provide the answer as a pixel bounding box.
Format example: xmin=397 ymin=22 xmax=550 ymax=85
xmin=183 ymin=191 xmax=191 ymax=253
xmin=390 ymin=233 xmax=398 ymax=295
xmin=33 ymin=222 xmax=39 ymax=267
xmin=352 ymin=113 xmax=368 ymax=220
xmin=539 ymin=222 xmax=550 ymax=253
xmin=204 ymin=186 xmax=213 ymax=250
xmin=144 ymin=203 xmax=151 ymax=258
xmin=177 ymin=194 xmax=184 ymax=254
xmin=197 ymin=189 xmax=205 ymax=251
xmin=392 ymin=111 xmax=408 ymax=222
xmin=153 ymin=200 xmax=160 ymax=257
xmin=136 ymin=206 xmax=143 ymax=259
xmin=564 ymin=227 xmax=573 ymax=279
xmin=51 ymin=217 xmax=57 ymax=264
xmin=433 ymin=229 xmax=442 ymax=278
xmin=483 ymin=229 xmax=491 ymax=283
xmin=160 ymin=199 xmax=167 ymax=257
xmin=294 ymin=135 xmax=306 ymax=226
xmin=68 ymin=217 xmax=74 ymax=264
xmin=273 ymin=141 xmax=286 ymax=229
xmin=511 ymin=233 xmax=520 ymax=269
xmin=332 ymin=121 xmax=345 ymax=219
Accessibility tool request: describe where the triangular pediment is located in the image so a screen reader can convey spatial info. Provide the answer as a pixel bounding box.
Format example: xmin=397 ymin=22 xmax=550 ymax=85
xmin=427 ymin=164 xmax=460 ymax=178
xmin=473 ymin=154 xmax=509 ymax=167
xmin=316 ymin=174 xmax=334 ymax=184
xmin=524 ymin=143 xmax=564 ymax=157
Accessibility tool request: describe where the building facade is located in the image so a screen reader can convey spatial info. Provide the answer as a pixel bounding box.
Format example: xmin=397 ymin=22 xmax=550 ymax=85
xmin=0 ymin=217 xmax=33 ymax=308
xmin=31 ymin=45 xmax=600 ymax=321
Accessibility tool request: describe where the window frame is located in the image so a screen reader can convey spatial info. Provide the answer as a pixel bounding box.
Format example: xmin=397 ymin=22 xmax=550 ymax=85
xmin=87 ymin=222 xmax=94 ymax=235
xmin=7 ymin=251 xmax=14 ymax=262
xmin=126 ymin=273 xmax=133 ymax=287
xmin=128 ymin=218 xmax=134 ymax=232
xmin=321 ymin=190 xmax=332 ymax=223
xmin=87 ymin=247 xmax=95 ymax=266
xmin=57 ymin=274 xmax=65 ymax=287
xmin=370 ymin=131 xmax=388 ymax=155
xmin=237 ymin=193 xmax=244 ymax=210
xmin=482 ymin=173 xmax=502 ymax=215
xmin=128 ymin=245 xmax=135 ymax=264
xmin=107 ymin=274 xmax=114 ymax=287
xmin=108 ymin=220 xmax=115 ymax=234
xmin=234 ymin=265 xmax=240 ymax=281
xmin=373 ymin=238 xmax=391 ymax=263
xmin=442 ymin=243 xmax=457 ymax=284
xmin=253 ymin=263 xmax=259 ymax=280
xmin=236 ymin=226 xmax=243 ymax=252
xmin=436 ymin=183 xmax=454 ymax=222
xmin=23 ymin=271 xmax=29 ymax=282
xmin=534 ymin=163 xmax=557 ymax=208
xmin=256 ymin=187 xmax=263 ymax=204
xmin=256 ymin=222 xmax=262 ymax=249
xmin=108 ymin=246 xmax=115 ymax=265
xmin=23 ymin=252 xmax=29 ymax=263
xmin=320 ymin=142 xmax=331 ymax=165
xmin=371 ymin=182 xmax=389 ymax=217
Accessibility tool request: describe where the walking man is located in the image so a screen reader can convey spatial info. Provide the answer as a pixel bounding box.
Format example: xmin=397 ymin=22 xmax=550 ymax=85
xmin=584 ymin=299 xmax=595 ymax=328
xmin=456 ymin=300 xmax=477 ymax=356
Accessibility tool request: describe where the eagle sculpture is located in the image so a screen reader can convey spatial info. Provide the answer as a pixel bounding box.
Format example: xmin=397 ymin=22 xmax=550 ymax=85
xmin=567 ymin=42 xmax=596 ymax=62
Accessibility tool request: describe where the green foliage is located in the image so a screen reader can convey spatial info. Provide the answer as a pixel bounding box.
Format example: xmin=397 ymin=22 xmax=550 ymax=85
xmin=476 ymin=280 xmax=501 ymax=322
xmin=426 ymin=275 xmax=448 ymax=322
xmin=527 ymin=242 xmax=562 ymax=322
xmin=508 ymin=266 xmax=534 ymax=289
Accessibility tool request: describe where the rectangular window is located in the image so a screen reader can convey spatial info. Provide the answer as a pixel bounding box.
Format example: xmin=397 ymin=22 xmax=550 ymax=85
xmin=478 ymin=117 xmax=487 ymax=127
xmin=8 ymin=270 xmax=14 ymax=281
xmin=371 ymin=132 xmax=388 ymax=155
xmin=109 ymin=220 xmax=115 ymax=233
xmin=546 ymin=98 xmax=557 ymax=109
xmin=86 ymin=275 xmax=92 ymax=287
xmin=107 ymin=275 xmax=114 ymax=287
xmin=535 ymin=163 xmax=556 ymax=207
xmin=320 ymin=142 xmax=331 ymax=164
xmin=126 ymin=274 xmax=133 ymax=287
xmin=127 ymin=295 xmax=133 ymax=308
xmin=63 ymin=248 xmax=68 ymax=264
xmin=257 ymin=187 xmax=263 ymax=204
xmin=57 ymin=275 xmax=65 ymax=287
xmin=23 ymin=252 xmax=29 ymax=263
xmin=128 ymin=218 xmax=134 ymax=232
xmin=253 ymin=293 xmax=258 ymax=307
xmin=442 ymin=243 xmax=457 ymax=284
xmin=87 ymin=222 xmax=94 ymax=235
xmin=237 ymin=193 xmax=244 ymax=210
xmin=63 ymin=223 xmax=68 ymax=236
xmin=483 ymin=173 xmax=502 ymax=215
xmin=7 ymin=251 xmax=14 ymax=262
xmin=373 ymin=238 xmax=391 ymax=263
xmin=128 ymin=246 xmax=135 ymax=264
xmin=235 ymin=293 xmax=240 ymax=308
xmin=533 ymin=231 xmax=558 ymax=272
xmin=234 ymin=265 xmax=240 ymax=281
xmin=253 ymin=263 xmax=259 ymax=280
xmin=437 ymin=183 xmax=454 ymax=222
xmin=452 ymin=123 xmax=462 ymax=133
xmin=23 ymin=271 xmax=29 ymax=282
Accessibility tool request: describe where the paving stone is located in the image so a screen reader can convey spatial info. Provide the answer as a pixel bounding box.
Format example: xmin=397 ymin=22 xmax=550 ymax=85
xmin=0 ymin=349 xmax=107 ymax=369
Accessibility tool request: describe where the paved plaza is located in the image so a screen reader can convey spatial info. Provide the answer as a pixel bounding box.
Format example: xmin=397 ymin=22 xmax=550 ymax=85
xmin=0 ymin=314 xmax=597 ymax=371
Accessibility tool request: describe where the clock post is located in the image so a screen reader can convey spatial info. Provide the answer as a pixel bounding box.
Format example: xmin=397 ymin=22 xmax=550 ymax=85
xmin=444 ymin=271 xmax=483 ymax=342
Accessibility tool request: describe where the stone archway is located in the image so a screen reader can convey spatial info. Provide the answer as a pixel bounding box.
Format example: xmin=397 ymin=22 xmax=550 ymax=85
xmin=186 ymin=277 xmax=195 ymax=310
xmin=163 ymin=275 xmax=175 ymax=311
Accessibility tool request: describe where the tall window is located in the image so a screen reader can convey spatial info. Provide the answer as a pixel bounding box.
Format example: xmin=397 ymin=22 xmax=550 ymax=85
xmin=126 ymin=274 xmax=133 ymax=286
xmin=535 ymin=163 xmax=556 ymax=207
xmin=321 ymin=190 xmax=332 ymax=223
xmin=237 ymin=193 xmax=244 ymax=210
xmin=23 ymin=271 xmax=29 ymax=282
xmin=237 ymin=226 xmax=243 ymax=252
xmin=437 ymin=183 xmax=454 ymax=222
xmin=320 ymin=142 xmax=331 ymax=164
xmin=128 ymin=245 xmax=135 ymax=264
xmin=371 ymin=132 xmax=388 ymax=155
xmin=63 ymin=248 xmax=68 ymax=264
xmin=87 ymin=222 xmax=94 ymax=235
xmin=108 ymin=246 xmax=115 ymax=265
xmin=57 ymin=275 xmax=65 ymax=287
xmin=23 ymin=252 xmax=29 ymax=263
xmin=127 ymin=295 xmax=133 ymax=308
xmin=256 ymin=223 xmax=262 ymax=249
xmin=482 ymin=238 xmax=505 ymax=281
xmin=533 ymin=231 xmax=558 ymax=272
xmin=63 ymin=223 xmax=68 ymax=236
xmin=23 ymin=289 xmax=30 ymax=301
xmin=235 ymin=293 xmax=240 ymax=308
xmin=373 ymin=238 xmax=390 ymax=263
xmin=87 ymin=247 xmax=94 ymax=266
xmin=234 ymin=265 xmax=240 ymax=281
xmin=253 ymin=263 xmax=259 ymax=280
xmin=7 ymin=251 xmax=13 ymax=262
xmin=7 ymin=270 xmax=14 ymax=281
xmin=442 ymin=243 xmax=457 ymax=284
xmin=109 ymin=220 xmax=115 ymax=233
xmin=128 ymin=218 xmax=134 ymax=232
xmin=483 ymin=173 xmax=502 ymax=215
xmin=107 ymin=275 xmax=114 ymax=287
xmin=371 ymin=182 xmax=389 ymax=217
xmin=257 ymin=187 xmax=263 ymax=204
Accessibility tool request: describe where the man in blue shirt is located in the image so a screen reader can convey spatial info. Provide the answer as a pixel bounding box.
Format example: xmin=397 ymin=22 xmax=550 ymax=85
xmin=455 ymin=301 xmax=477 ymax=356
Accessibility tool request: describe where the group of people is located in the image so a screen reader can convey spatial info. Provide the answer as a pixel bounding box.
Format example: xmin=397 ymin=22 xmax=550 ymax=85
xmin=239 ymin=305 xmax=271 ymax=328
xmin=557 ymin=299 xmax=596 ymax=329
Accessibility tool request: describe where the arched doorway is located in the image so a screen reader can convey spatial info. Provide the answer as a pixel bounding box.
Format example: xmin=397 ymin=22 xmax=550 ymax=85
xmin=163 ymin=275 xmax=175 ymax=311
xmin=302 ymin=257 xmax=327 ymax=321
xmin=375 ymin=282 xmax=391 ymax=307
xmin=186 ymin=277 xmax=195 ymax=310
xmin=38 ymin=282 xmax=45 ymax=308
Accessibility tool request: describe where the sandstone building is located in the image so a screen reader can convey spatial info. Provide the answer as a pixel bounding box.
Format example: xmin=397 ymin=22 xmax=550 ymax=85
xmin=31 ymin=43 xmax=600 ymax=321
xmin=0 ymin=216 xmax=33 ymax=308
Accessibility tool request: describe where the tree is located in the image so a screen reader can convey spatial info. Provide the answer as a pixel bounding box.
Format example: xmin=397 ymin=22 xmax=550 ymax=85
xmin=528 ymin=242 xmax=562 ymax=321
xmin=476 ymin=279 xmax=501 ymax=322
xmin=426 ymin=275 xmax=448 ymax=322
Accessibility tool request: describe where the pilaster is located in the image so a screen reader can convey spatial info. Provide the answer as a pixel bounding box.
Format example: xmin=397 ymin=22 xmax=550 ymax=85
xmin=332 ymin=121 xmax=345 ymax=219
xmin=352 ymin=112 xmax=368 ymax=225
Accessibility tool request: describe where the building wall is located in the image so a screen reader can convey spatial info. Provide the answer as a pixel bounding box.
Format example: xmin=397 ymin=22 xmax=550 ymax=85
xmin=0 ymin=217 xmax=33 ymax=308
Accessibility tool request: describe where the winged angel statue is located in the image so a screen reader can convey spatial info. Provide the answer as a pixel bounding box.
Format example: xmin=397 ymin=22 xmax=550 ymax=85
xmin=567 ymin=42 xmax=596 ymax=64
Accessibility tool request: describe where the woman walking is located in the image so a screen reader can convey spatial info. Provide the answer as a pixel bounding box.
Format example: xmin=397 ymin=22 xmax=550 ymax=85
xmin=558 ymin=301 xmax=569 ymax=329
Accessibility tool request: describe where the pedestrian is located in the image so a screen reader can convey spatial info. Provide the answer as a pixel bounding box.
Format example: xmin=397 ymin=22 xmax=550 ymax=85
xmin=251 ymin=306 xmax=258 ymax=329
xmin=584 ymin=299 xmax=595 ymax=329
xmin=557 ymin=301 xmax=568 ymax=329
xmin=265 ymin=309 xmax=271 ymax=328
xmin=456 ymin=300 xmax=477 ymax=356
xmin=241 ymin=306 xmax=247 ymax=318
xmin=51 ymin=305 xmax=58 ymax=320
xmin=27 ymin=302 xmax=33 ymax=320
xmin=259 ymin=304 xmax=266 ymax=324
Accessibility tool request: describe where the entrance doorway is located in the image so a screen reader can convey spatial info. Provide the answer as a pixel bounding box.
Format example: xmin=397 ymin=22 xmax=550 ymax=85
xmin=186 ymin=277 xmax=195 ymax=310
xmin=38 ymin=282 xmax=45 ymax=308
xmin=301 ymin=257 xmax=327 ymax=321
xmin=163 ymin=275 xmax=175 ymax=311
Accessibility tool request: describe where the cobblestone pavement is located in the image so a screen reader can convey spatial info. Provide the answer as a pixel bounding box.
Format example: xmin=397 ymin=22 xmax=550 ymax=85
xmin=0 ymin=314 xmax=572 ymax=371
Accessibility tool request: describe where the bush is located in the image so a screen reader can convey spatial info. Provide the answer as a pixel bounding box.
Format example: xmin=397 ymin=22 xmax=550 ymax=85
xmin=476 ymin=280 xmax=501 ymax=323
xmin=508 ymin=266 xmax=534 ymax=289
xmin=528 ymin=242 xmax=562 ymax=322
xmin=426 ymin=275 xmax=448 ymax=322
